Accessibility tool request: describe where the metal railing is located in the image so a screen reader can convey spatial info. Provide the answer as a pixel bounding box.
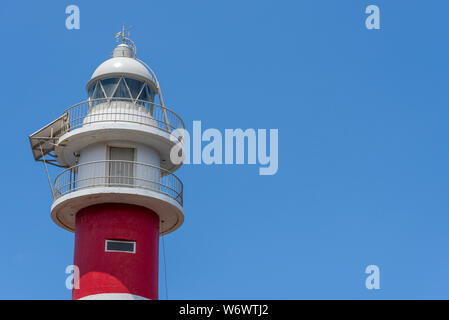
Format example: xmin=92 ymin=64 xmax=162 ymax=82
xmin=61 ymin=97 xmax=184 ymax=138
xmin=53 ymin=160 xmax=183 ymax=206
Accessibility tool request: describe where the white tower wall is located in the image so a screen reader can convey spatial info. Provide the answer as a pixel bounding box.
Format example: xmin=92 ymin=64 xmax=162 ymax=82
xmin=77 ymin=141 xmax=161 ymax=191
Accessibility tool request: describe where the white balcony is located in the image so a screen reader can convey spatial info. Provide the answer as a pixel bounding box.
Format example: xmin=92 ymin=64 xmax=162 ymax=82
xmin=51 ymin=160 xmax=184 ymax=235
xmin=64 ymin=97 xmax=184 ymax=136
xmin=53 ymin=98 xmax=185 ymax=171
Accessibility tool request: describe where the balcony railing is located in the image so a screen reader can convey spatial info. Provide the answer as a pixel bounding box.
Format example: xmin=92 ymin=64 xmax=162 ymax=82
xmin=53 ymin=160 xmax=183 ymax=206
xmin=61 ymin=97 xmax=184 ymax=138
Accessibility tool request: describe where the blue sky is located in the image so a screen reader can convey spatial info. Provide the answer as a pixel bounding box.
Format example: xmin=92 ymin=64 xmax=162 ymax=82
xmin=1 ymin=0 xmax=449 ymax=299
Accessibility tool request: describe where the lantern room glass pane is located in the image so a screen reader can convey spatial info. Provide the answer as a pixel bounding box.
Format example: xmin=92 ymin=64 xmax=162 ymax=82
xmin=101 ymin=78 xmax=119 ymax=97
xmin=92 ymin=82 xmax=105 ymax=99
xmin=113 ymin=78 xmax=131 ymax=98
xmin=147 ymin=85 xmax=155 ymax=101
xmin=139 ymin=84 xmax=150 ymax=101
xmin=88 ymin=82 xmax=96 ymax=99
xmin=124 ymin=78 xmax=144 ymax=99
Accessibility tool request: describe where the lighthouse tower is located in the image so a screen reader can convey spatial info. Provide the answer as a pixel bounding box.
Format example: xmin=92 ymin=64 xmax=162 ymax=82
xmin=29 ymin=29 xmax=184 ymax=300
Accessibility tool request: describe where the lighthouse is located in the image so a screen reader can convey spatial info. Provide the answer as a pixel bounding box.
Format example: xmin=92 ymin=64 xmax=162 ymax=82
xmin=28 ymin=29 xmax=185 ymax=300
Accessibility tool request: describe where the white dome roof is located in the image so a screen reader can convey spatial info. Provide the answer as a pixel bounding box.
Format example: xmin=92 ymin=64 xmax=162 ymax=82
xmin=90 ymin=57 xmax=155 ymax=83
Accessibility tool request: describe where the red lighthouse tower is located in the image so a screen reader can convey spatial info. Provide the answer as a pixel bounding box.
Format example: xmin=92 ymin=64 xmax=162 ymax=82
xmin=29 ymin=29 xmax=184 ymax=300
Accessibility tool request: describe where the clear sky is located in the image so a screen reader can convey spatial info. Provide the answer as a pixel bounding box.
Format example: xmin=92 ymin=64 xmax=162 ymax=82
xmin=1 ymin=0 xmax=449 ymax=299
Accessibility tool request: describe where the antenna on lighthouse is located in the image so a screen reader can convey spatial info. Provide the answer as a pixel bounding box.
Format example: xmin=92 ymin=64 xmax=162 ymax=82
xmin=115 ymin=24 xmax=137 ymax=58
